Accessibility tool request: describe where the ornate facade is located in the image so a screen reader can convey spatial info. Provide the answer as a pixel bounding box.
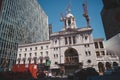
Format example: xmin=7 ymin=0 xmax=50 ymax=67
xmin=17 ymin=8 xmax=119 ymax=74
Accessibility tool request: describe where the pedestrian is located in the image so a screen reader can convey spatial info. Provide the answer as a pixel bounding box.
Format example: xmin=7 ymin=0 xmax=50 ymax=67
xmin=60 ymin=70 xmax=64 ymax=78
xmin=48 ymin=72 xmax=52 ymax=78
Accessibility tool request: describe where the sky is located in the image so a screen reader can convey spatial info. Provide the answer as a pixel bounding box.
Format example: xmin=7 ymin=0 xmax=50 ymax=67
xmin=38 ymin=0 xmax=106 ymax=40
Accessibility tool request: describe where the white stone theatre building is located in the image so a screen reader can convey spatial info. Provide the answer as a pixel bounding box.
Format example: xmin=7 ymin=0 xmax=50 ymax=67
xmin=16 ymin=9 xmax=119 ymax=74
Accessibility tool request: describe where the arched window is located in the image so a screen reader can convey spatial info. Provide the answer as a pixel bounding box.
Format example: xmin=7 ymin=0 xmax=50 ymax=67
xmin=98 ymin=62 xmax=105 ymax=73
xmin=113 ymin=62 xmax=118 ymax=67
xmin=68 ymin=19 xmax=71 ymax=26
xmin=105 ymin=62 xmax=111 ymax=69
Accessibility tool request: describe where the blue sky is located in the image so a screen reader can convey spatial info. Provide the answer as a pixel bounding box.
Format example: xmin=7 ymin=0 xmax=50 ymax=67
xmin=38 ymin=0 xmax=106 ymax=39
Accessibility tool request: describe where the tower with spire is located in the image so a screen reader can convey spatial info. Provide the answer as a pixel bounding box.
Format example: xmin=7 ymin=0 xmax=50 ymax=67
xmin=61 ymin=3 xmax=77 ymax=30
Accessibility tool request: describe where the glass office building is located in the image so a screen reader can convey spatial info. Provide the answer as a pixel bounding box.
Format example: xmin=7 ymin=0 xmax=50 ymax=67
xmin=0 ymin=0 xmax=49 ymax=69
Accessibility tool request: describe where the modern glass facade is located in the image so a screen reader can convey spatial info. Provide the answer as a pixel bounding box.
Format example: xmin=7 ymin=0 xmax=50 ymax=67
xmin=0 ymin=0 xmax=49 ymax=69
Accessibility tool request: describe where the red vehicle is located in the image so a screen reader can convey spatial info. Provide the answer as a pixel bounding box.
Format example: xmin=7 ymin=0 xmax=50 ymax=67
xmin=12 ymin=64 xmax=38 ymax=78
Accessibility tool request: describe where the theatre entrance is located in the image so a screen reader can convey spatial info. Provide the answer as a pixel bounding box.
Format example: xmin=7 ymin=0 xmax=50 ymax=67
xmin=64 ymin=48 xmax=79 ymax=74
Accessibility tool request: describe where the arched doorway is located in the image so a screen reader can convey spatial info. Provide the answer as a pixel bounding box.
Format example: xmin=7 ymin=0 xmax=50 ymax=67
xmin=65 ymin=48 xmax=79 ymax=64
xmin=98 ymin=62 xmax=105 ymax=73
xmin=113 ymin=62 xmax=118 ymax=67
xmin=105 ymin=62 xmax=111 ymax=69
xmin=64 ymin=48 xmax=79 ymax=74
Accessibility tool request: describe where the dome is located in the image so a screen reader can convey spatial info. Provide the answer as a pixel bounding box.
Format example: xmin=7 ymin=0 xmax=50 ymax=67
xmin=66 ymin=13 xmax=74 ymax=18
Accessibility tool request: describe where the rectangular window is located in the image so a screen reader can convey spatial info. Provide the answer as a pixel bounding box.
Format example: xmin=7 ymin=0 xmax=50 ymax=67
xmin=24 ymin=53 xmax=26 ymax=57
xmin=46 ymin=51 xmax=48 ymax=56
xmin=41 ymin=46 xmax=43 ymax=50
xmin=65 ymin=37 xmax=68 ymax=44
xmin=46 ymin=46 xmax=48 ymax=49
xmin=99 ymin=42 xmax=104 ymax=48
xmin=56 ymin=54 xmax=58 ymax=58
xmin=85 ymin=51 xmax=88 ymax=56
xmin=41 ymin=52 xmax=43 ymax=56
xmin=101 ymin=51 xmax=105 ymax=55
xmin=73 ymin=36 xmax=76 ymax=44
xmin=35 ymin=52 xmax=37 ymax=56
xmin=25 ymin=48 xmax=27 ymax=51
xmin=96 ymin=51 xmax=100 ymax=57
xmin=30 ymin=48 xmax=32 ymax=51
xmin=69 ymin=37 xmax=71 ymax=44
xmin=29 ymin=53 xmax=32 ymax=57
xmin=87 ymin=44 xmax=89 ymax=47
xmin=55 ymin=40 xmax=57 ymax=44
xmin=94 ymin=42 xmax=98 ymax=48
xmin=88 ymin=51 xmax=91 ymax=55
xmin=35 ymin=47 xmax=37 ymax=50
xmin=54 ymin=54 xmax=55 ymax=58
xmin=20 ymin=49 xmax=22 ymax=51
xmin=85 ymin=36 xmax=88 ymax=40
xmin=85 ymin=44 xmax=90 ymax=47
xmin=19 ymin=54 xmax=21 ymax=57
